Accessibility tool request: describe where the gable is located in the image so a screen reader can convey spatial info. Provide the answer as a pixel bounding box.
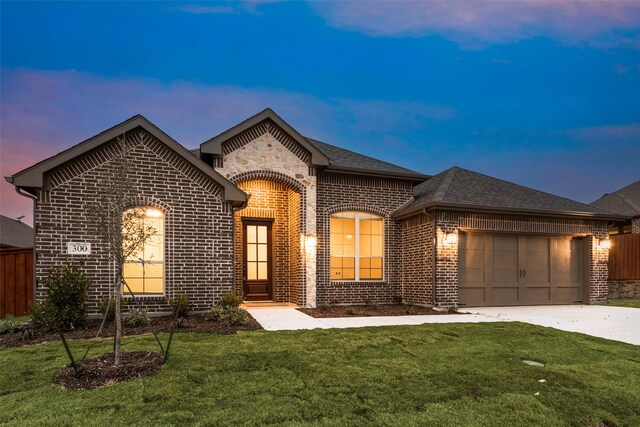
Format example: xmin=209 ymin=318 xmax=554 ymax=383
xmin=200 ymin=108 xmax=329 ymax=168
xmin=7 ymin=115 xmax=247 ymax=205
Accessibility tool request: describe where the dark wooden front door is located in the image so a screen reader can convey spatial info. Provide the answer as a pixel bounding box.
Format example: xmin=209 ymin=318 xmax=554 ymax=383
xmin=242 ymin=219 xmax=273 ymax=301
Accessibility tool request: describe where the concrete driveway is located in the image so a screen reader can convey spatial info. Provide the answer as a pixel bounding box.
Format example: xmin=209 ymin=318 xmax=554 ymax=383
xmin=467 ymin=305 xmax=640 ymax=346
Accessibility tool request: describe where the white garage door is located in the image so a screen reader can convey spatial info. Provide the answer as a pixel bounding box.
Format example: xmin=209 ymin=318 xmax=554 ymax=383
xmin=459 ymin=233 xmax=583 ymax=306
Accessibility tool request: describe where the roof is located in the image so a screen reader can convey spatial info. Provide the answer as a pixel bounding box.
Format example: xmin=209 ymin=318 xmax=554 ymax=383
xmin=307 ymin=138 xmax=429 ymax=181
xmin=393 ymin=166 xmax=626 ymax=220
xmin=7 ymin=115 xmax=247 ymax=205
xmin=0 ymin=215 xmax=34 ymax=248
xmin=590 ymin=180 xmax=640 ymax=218
xmin=200 ymin=108 xmax=330 ymax=167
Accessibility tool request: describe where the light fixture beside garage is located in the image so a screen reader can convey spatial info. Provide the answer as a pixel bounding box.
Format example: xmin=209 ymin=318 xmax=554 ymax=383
xmin=443 ymin=231 xmax=458 ymax=245
xmin=598 ymin=238 xmax=611 ymax=250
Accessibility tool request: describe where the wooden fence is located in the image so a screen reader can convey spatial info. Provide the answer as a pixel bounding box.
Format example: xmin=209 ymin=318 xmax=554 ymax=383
xmin=609 ymin=234 xmax=640 ymax=280
xmin=0 ymin=248 xmax=34 ymax=319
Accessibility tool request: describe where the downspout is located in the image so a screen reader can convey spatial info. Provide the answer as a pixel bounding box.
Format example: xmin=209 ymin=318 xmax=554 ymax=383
xmin=422 ymin=208 xmax=437 ymax=307
xmin=15 ymin=186 xmax=38 ymax=305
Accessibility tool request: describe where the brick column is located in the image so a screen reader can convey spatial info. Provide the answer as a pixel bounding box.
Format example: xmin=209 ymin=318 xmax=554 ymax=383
xmin=434 ymin=211 xmax=459 ymax=307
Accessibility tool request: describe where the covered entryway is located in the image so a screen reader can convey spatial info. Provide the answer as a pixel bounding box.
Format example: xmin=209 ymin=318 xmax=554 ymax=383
xmin=459 ymin=232 xmax=583 ymax=306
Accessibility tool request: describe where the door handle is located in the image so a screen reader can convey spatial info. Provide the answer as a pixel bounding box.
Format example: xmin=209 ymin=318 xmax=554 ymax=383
xmin=523 ymin=269 xmax=526 ymax=278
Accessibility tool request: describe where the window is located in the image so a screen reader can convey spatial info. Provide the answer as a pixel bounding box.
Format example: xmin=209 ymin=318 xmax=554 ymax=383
xmin=330 ymin=212 xmax=383 ymax=281
xmin=123 ymin=208 xmax=164 ymax=294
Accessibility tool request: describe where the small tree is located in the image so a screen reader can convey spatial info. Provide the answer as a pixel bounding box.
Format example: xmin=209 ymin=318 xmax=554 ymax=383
xmin=87 ymin=132 xmax=156 ymax=366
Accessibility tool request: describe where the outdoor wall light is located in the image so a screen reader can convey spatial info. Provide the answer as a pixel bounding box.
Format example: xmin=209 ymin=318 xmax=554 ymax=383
xmin=305 ymin=234 xmax=317 ymax=252
xmin=443 ymin=231 xmax=458 ymax=245
xmin=598 ymin=238 xmax=611 ymax=250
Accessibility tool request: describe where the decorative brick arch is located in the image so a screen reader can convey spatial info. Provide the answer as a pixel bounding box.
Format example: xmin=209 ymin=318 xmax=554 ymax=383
xmin=231 ymin=170 xmax=305 ymax=193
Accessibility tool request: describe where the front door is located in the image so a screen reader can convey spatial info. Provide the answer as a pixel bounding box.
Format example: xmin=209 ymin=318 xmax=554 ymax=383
xmin=243 ymin=219 xmax=273 ymax=301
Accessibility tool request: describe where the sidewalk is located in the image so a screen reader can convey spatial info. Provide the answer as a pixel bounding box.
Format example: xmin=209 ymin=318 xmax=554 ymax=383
xmin=245 ymin=306 xmax=504 ymax=331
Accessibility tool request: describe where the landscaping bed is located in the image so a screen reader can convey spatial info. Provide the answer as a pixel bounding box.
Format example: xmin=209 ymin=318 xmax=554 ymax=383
xmin=56 ymin=350 xmax=163 ymax=390
xmin=298 ymin=304 xmax=458 ymax=318
xmin=0 ymin=313 xmax=262 ymax=347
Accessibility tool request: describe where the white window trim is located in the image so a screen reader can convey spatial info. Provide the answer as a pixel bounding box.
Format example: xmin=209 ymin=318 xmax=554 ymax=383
xmin=330 ymin=211 xmax=384 ymax=282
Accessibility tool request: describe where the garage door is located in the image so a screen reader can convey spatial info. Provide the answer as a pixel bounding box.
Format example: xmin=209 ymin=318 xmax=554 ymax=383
xmin=459 ymin=233 xmax=583 ymax=306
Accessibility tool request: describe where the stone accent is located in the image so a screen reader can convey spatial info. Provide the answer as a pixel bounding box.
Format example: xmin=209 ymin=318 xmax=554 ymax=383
xmin=608 ymin=280 xmax=640 ymax=300
xmin=216 ymin=131 xmax=317 ymax=306
xmin=34 ymin=129 xmax=234 ymax=315
xmin=401 ymin=214 xmax=434 ymax=306
xmin=633 ymin=217 xmax=640 ymax=234
xmin=428 ymin=211 xmax=610 ymax=307
xmin=316 ymin=173 xmax=413 ymax=305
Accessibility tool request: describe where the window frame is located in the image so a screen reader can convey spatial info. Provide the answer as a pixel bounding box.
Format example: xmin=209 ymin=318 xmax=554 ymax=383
xmin=122 ymin=207 xmax=166 ymax=296
xmin=330 ymin=211 xmax=384 ymax=282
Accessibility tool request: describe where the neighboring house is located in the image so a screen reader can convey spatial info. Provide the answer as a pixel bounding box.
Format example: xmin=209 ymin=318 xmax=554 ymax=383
xmin=5 ymin=109 xmax=625 ymax=314
xmin=590 ymin=180 xmax=640 ymax=235
xmin=0 ymin=215 xmax=34 ymax=249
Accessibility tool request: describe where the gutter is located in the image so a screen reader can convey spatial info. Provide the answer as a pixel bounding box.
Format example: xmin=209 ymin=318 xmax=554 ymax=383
xmin=231 ymin=195 xmax=250 ymax=300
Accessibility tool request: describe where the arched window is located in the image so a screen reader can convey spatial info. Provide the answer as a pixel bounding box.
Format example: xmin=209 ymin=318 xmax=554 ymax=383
xmin=123 ymin=207 xmax=164 ymax=294
xmin=330 ymin=211 xmax=383 ymax=281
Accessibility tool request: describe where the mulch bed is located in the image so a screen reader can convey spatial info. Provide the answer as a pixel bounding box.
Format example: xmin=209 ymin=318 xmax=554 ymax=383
xmin=298 ymin=304 xmax=459 ymax=318
xmin=56 ymin=350 xmax=163 ymax=390
xmin=0 ymin=313 xmax=262 ymax=348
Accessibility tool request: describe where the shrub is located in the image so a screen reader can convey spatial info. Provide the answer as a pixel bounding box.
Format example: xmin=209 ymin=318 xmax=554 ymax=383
xmin=403 ymin=305 xmax=413 ymax=315
xmin=447 ymin=305 xmax=459 ymax=314
xmin=127 ymin=307 xmax=149 ymax=327
xmin=205 ymin=305 xmax=226 ymax=321
xmin=0 ymin=315 xmax=23 ymax=334
xmin=218 ymin=291 xmax=243 ymax=308
xmin=32 ymin=265 xmax=91 ymax=331
xmin=167 ymin=293 xmax=190 ymax=318
xmin=98 ymin=298 xmax=127 ymax=322
xmin=365 ymin=298 xmax=378 ymax=310
xmin=225 ymin=307 xmax=249 ymax=325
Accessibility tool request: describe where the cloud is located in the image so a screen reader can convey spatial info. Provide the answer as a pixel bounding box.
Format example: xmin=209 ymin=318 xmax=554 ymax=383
xmin=0 ymin=68 xmax=453 ymax=224
xmin=310 ymin=1 xmax=640 ymax=49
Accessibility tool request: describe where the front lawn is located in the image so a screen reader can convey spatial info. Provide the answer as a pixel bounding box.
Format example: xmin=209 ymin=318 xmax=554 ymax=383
xmin=606 ymin=299 xmax=640 ymax=308
xmin=1 ymin=323 xmax=639 ymax=426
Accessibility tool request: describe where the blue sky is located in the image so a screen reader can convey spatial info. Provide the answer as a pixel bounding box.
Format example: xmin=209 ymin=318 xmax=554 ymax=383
xmin=1 ymin=1 xmax=639 ymax=224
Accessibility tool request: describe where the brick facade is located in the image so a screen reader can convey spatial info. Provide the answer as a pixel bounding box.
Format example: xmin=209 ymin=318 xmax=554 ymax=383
xmin=400 ymin=214 xmax=433 ymax=306
xmin=316 ymin=173 xmax=413 ymax=305
xmin=35 ymin=129 xmax=234 ymax=315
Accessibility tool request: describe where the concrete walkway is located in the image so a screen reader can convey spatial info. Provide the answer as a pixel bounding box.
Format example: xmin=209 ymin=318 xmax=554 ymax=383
xmin=246 ymin=305 xmax=640 ymax=346
xmin=245 ymin=306 xmax=504 ymax=331
xmin=467 ymin=305 xmax=640 ymax=346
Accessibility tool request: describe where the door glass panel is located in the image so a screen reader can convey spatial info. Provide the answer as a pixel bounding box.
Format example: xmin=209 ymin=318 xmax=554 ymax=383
xmin=258 ymin=244 xmax=267 ymax=262
xmin=258 ymin=262 xmax=268 ymax=280
xmin=257 ymin=226 xmax=267 ymax=244
xmin=247 ymin=244 xmax=257 ymax=261
xmin=247 ymin=262 xmax=257 ymax=280
xmin=247 ymin=225 xmax=256 ymax=243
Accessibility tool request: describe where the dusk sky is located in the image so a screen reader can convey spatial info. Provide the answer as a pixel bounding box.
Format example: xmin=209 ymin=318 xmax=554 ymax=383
xmin=1 ymin=1 xmax=639 ymax=226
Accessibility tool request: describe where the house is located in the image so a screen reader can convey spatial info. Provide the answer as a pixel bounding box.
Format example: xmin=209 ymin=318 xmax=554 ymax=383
xmin=5 ymin=109 xmax=626 ymax=314
xmin=590 ymin=180 xmax=640 ymax=235
xmin=0 ymin=214 xmax=34 ymax=249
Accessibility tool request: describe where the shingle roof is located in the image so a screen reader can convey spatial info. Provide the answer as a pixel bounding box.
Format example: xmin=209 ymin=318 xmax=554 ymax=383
xmin=393 ymin=166 xmax=624 ymax=220
xmin=590 ymin=180 xmax=640 ymax=217
xmin=0 ymin=215 xmax=34 ymax=248
xmin=306 ymin=138 xmax=427 ymax=180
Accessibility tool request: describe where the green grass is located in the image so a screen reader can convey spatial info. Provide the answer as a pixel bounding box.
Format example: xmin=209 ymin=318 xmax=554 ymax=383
xmin=606 ymin=299 xmax=640 ymax=308
xmin=1 ymin=323 xmax=639 ymax=426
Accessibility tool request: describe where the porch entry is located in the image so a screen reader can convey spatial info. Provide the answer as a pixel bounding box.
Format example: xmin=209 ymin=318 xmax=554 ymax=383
xmin=242 ymin=219 xmax=273 ymax=301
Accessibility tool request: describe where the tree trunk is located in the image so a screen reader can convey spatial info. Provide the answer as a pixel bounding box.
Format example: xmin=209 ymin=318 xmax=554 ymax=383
xmin=114 ymin=273 xmax=122 ymax=366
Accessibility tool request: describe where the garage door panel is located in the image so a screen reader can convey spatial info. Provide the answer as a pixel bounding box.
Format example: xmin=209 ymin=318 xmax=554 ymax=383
xmin=459 ymin=287 xmax=485 ymax=306
xmin=554 ymin=287 xmax=581 ymax=303
xmin=493 ymin=268 xmax=518 ymax=283
xmin=494 ymin=235 xmax=517 ymax=251
xmin=524 ymin=287 xmax=551 ymax=303
xmin=461 ymin=268 xmax=485 ymax=284
xmin=492 ymin=287 xmax=519 ymax=305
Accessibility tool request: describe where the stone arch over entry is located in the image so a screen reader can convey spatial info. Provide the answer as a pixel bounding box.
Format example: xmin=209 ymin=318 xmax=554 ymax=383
xmin=231 ymin=170 xmax=308 ymax=305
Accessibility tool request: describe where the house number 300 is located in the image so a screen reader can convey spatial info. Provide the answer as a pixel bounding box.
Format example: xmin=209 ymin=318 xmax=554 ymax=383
xmin=67 ymin=243 xmax=91 ymax=255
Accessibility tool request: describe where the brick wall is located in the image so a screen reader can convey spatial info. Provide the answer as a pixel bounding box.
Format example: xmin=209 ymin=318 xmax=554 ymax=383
xmin=35 ymin=129 xmax=234 ymax=315
xmin=400 ymin=214 xmax=433 ymax=306
xmin=316 ymin=173 xmax=413 ymax=305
